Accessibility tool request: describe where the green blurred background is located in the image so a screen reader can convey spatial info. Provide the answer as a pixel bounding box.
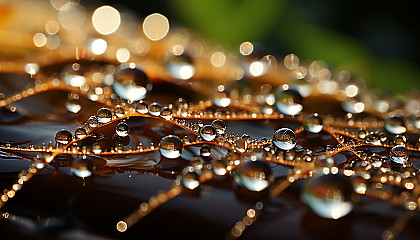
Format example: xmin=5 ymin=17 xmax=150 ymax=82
xmin=107 ymin=0 xmax=420 ymax=95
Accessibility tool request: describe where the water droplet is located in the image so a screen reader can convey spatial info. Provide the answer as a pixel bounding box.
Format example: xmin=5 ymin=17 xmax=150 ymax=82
xmin=273 ymin=128 xmax=296 ymax=150
xmin=136 ymin=100 xmax=148 ymax=114
xmin=389 ymin=145 xmax=409 ymax=165
xmin=96 ymin=107 xmax=112 ymax=124
xmin=384 ymin=116 xmax=406 ymax=134
xmin=302 ymin=173 xmax=354 ymax=219
xmin=112 ymin=65 xmax=152 ymax=101
xmin=116 ymin=122 xmax=129 ymax=137
xmin=160 ymin=107 xmax=172 ymax=119
xmin=393 ymin=135 xmax=407 ymax=146
xmin=62 ymin=63 xmax=86 ymax=87
xmin=213 ymin=85 xmax=231 ymax=107
xmin=148 ymin=102 xmax=162 ymax=116
xmin=291 ymin=79 xmax=311 ymax=97
xmin=369 ymin=154 xmax=382 ymax=168
xmin=75 ymin=127 xmax=87 ymax=139
xmin=414 ymin=116 xmax=420 ymax=129
xmin=92 ymin=142 xmax=102 ymax=154
xmin=200 ymin=125 xmax=217 ymax=141
xmin=87 ymin=116 xmax=99 ymax=128
xmin=159 ymin=135 xmax=183 ymax=159
xmin=365 ymin=132 xmax=380 ymax=145
xmin=114 ymin=105 xmax=125 ymax=118
xmin=200 ymin=145 xmax=211 ymax=157
xmin=65 ymin=94 xmax=81 ymax=113
xmin=235 ymin=138 xmax=247 ymax=153
xmin=234 ymin=159 xmax=272 ymax=192
xmin=166 ymin=53 xmax=195 ymax=80
xmin=72 ymin=156 xmax=95 ymax=178
xmin=357 ymin=129 xmax=368 ymax=139
xmin=191 ymin=157 xmax=204 ymax=172
xmin=304 ymin=113 xmax=323 ymax=133
xmin=178 ymin=167 xmax=200 ymax=190
xmin=33 ymin=155 xmax=45 ymax=169
xmin=342 ymin=97 xmax=365 ymax=114
xmin=212 ymin=159 xmax=227 ymax=176
xmin=275 ymin=89 xmax=303 ymax=115
xmin=211 ymin=119 xmax=226 ymax=134
xmin=55 ymin=129 xmax=72 ymax=145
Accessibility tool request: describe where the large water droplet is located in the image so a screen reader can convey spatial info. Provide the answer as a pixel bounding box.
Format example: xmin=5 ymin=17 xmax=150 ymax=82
xmin=159 ymin=135 xmax=183 ymax=159
xmin=213 ymin=85 xmax=231 ymax=107
xmin=166 ymin=53 xmax=195 ymax=80
xmin=116 ymin=122 xmax=129 ymax=137
xmin=148 ymin=102 xmax=162 ymax=116
xmin=96 ymin=107 xmax=112 ymax=124
xmin=211 ymin=119 xmax=226 ymax=134
xmin=62 ymin=63 xmax=86 ymax=87
xmin=389 ymin=145 xmax=409 ymax=165
xmin=273 ymin=128 xmax=296 ymax=150
xmin=136 ymin=100 xmax=148 ymax=114
xmin=178 ymin=167 xmax=200 ymax=190
xmin=200 ymin=125 xmax=217 ymax=141
xmin=384 ymin=116 xmax=406 ymax=134
xmin=112 ymin=65 xmax=152 ymax=101
xmin=304 ymin=113 xmax=323 ymax=133
xmin=275 ymin=89 xmax=303 ymax=115
xmin=55 ymin=129 xmax=72 ymax=145
xmin=72 ymin=156 xmax=95 ymax=178
xmin=302 ymin=173 xmax=354 ymax=219
xmin=234 ymin=159 xmax=272 ymax=192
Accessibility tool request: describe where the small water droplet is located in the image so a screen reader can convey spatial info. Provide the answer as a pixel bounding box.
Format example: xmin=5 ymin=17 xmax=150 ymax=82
xmin=369 ymin=154 xmax=382 ymax=168
xmin=213 ymin=85 xmax=231 ymax=107
xmin=191 ymin=157 xmax=204 ymax=172
xmin=365 ymin=132 xmax=380 ymax=145
xmin=74 ymin=127 xmax=87 ymax=139
xmin=159 ymin=135 xmax=183 ymax=159
xmin=72 ymin=156 xmax=95 ymax=178
xmin=33 ymin=155 xmax=45 ymax=169
xmin=149 ymin=102 xmax=162 ymax=116
xmin=302 ymin=173 xmax=354 ymax=219
xmin=200 ymin=125 xmax=217 ymax=141
xmin=136 ymin=100 xmax=148 ymax=114
xmin=55 ymin=129 xmax=72 ymax=145
xmin=178 ymin=167 xmax=200 ymax=190
xmin=275 ymin=89 xmax=303 ymax=115
xmin=384 ymin=116 xmax=406 ymax=134
xmin=160 ymin=107 xmax=172 ymax=119
xmin=112 ymin=65 xmax=152 ymax=101
xmin=212 ymin=159 xmax=227 ymax=176
xmin=211 ymin=119 xmax=226 ymax=134
xmin=114 ymin=105 xmax=125 ymax=118
xmin=235 ymin=138 xmax=247 ymax=153
xmin=65 ymin=94 xmax=81 ymax=113
xmin=357 ymin=129 xmax=368 ymax=139
xmin=389 ymin=145 xmax=409 ymax=165
xmin=166 ymin=53 xmax=195 ymax=80
xmin=116 ymin=122 xmax=129 ymax=137
xmin=393 ymin=135 xmax=407 ymax=146
xmin=62 ymin=63 xmax=86 ymax=87
xmin=87 ymin=116 xmax=99 ymax=128
xmin=92 ymin=142 xmax=102 ymax=154
xmin=304 ymin=113 xmax=323 ymax=133
xmin=234 ymin=159 xmax=272 ymax=192
xmin=273 ymin=128 xmax=296 ymax=150
xmin=200 ymin=145 xmax=211 ymax=157
xmin=96 ymin=107 xmax=112 ymax=124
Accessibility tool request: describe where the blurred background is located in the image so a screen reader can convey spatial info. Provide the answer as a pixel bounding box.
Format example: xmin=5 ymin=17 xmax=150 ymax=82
xmin=17 ymin=0 xmax=420 ymax=95
xmin=102 ymin=0 xmax=420 ymax=96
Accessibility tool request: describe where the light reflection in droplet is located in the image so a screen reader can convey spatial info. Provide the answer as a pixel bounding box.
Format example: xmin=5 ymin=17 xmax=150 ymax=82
xmin=91 ymin=38 xmax=107 ymax=55
xmin=33 ymin=33 xmax=47 ymax=47
xmin=92 ymin=6 xmax=121 ymax=35
xmin=143 ymin=13 xmax=169 ymax=41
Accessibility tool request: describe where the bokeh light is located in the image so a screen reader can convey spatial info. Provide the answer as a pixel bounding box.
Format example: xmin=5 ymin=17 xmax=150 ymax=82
xmin=143 ymin=13 xmax=169 ymax=41
xmin=92 ymin=6 xmax=121 ymax=35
